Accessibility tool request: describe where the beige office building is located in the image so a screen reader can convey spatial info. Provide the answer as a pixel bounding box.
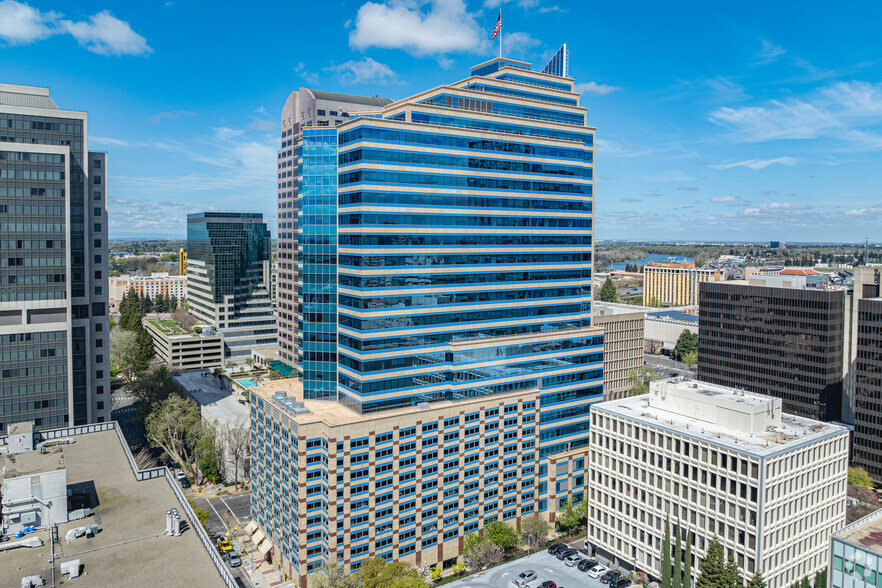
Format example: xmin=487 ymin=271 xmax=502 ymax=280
xmin=592 ymin=304 xmax=645 ymax=400
xmin=588 ymin=379 xmax=848 ymax=588
xmin=644 ymin=263 xmax=721 ymax=307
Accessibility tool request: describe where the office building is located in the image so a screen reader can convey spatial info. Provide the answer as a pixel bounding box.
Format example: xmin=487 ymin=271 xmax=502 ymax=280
xmin=698 ymin=280 xmax=846 ymax=420
xmin=186 ymin=212 xmax=277 ymax=359
xmin=852 ymin=295 xmax=882 ymax=482
xmin=142 ymin=315 xmax=224 ymax=371
xmin=830 ymin=509 xmax=882 ymax=588
xmin=108 ymin=272 xmax=186 ymax=308
xmin=254 ymin=55 xmax=601 ymax=585
xmin=592 ymin=304 xmax=645 ymax=400
xmin=0 ymin=83 xmax=110 ymax=433
xmin=843 ymin=267 xmax=881 ymax=426
xmin=276 ymin=88 xmax=395 ymax=370
xmin=588 ymin=379 xmax=848 ymax=588
xmin=644 ymin=262 xmax=722 ymax=307
xmin=645 ymin=309 xmax=699 ymax=355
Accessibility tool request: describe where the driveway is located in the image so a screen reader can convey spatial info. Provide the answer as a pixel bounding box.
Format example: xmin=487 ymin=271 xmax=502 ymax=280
xmin=445 ymin=548 xmax=614 ymax=588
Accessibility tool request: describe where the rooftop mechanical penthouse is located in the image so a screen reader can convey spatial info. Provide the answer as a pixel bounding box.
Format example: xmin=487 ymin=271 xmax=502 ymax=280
xmin=255 ymin=49 xmax=603 ymax=586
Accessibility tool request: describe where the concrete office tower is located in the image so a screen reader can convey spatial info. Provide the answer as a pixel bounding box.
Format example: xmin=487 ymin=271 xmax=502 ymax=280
xmin=853 ymin=295 xmax=882 ymax=482
xmin=698 ymin=280 xmax=845 ymax=421
xmin=842 ymin=266 xmax=881 ymax=424
xmin=588 ymin=380 xmax=848 ymax=588
xmin=592 ymin=303 xmax=645 ymax=400
xmin=276 ymin=89 xmax=394 ymax=371
xmin=186 ymin=212 xmax=277 ymax=359
xmin=253 ymin=56 xmax=602 ymax=584
xmin=643 ymin=261 xmax=722 ymax=307
xmin=0 ymin=83 xmax=110 ymax=433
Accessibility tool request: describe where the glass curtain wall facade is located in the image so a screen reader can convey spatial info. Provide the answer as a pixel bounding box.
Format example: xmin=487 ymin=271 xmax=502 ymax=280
xmin=0 ymin=83 xmax=109 ymax=432
xmin=853 ymin=297 xmax=882 ymax=481
xmin=186 ymin=212 xmax=277 ymax=358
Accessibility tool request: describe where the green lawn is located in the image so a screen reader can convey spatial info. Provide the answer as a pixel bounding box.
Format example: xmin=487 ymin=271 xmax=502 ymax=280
xmin=147 ymin=318 xmax=189 ymax=335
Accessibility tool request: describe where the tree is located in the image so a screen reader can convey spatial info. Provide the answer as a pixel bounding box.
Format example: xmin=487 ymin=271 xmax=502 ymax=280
xmin=662 ymin=517 xmax=672 ymax=588
xmin=520 ymin=513 xmax=550 ymax=552
xmin=696 ymin=538 xmax=725 ymax=588
xmin=245 ymin=358 xmax=255 ymax=369
xmin=681 ymin=351 xmax=698 ymax=367
xmin=683 ymin=530 xmax=693 ymax=588
xmin=145 ymin=394 xmax=203 ymax=478
xmin=649 ymin=296 xmax=661 ymax=308
xmin=187 ymin=498 xmax=210 ymax=529
xmin=110 ymin=327 xmax=139 ymax=382
xmin=484 ymin=520 xmax=520 ymax=552
xmin=813 ymin=569 xmax=826 ymax=588
xmin=556 ymin=496 xmax=587 ymax=533
xmin=173 ymin=307 xmax=197 ymax=330
xmin=133 ymin=325 xmax=155 ymax=375
xmin=195 ymin=420 xmax=223 ymax=484
xmin=746 ymin=572 xmax=766 ymax=588
xmin=222 ymin=420 xmax=251 ymax=489
xmin=799 ymin=577 xmax=811 ymax=588
xmin=673 ymin=523 xmax=682 ymax=588
xmin=313 ymin=562 xmax=362 ymax=588
xmin=674 ymin=330 xmax=699 ymax=359
xmin=354 ymin=558 xmax=428 ymax=588
xmin=130 ymin=366 xmax=178 ymax=411
xmin=463 ymin=533 xmax=503 ymax=570
xmin=849 ymin=467 xmax=874 ymax=488
xmin=599 ymin=277 xmax=619 ymax=302
xmin=628 ymin=367 xmax=662 ymax=396
xmin=723 ymin=554 xmax=742 ymax=588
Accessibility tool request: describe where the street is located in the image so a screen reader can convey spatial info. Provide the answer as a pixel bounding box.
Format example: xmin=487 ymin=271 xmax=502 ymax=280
xmin=191 ymin=490 xmax=254 ymax=587
xmin=644 ymin=352 xmax=694 ymax=378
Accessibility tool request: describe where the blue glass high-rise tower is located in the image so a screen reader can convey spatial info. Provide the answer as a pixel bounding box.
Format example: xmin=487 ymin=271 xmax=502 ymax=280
xmin=253 ymin=55 xmax=603 ymax=584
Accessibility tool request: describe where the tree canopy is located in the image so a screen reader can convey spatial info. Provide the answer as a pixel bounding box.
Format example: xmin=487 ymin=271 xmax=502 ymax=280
xmin=599 ymin=277 xmax=619 ymax=302
xmin=674 ymin=330 xmax=699 ymax=358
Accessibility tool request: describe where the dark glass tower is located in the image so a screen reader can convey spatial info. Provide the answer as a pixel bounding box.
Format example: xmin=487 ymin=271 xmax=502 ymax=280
xmin=0 ymin=83 xmax=110 ymax=432
xmin=186 ymin=212 xmax=276 ymax=359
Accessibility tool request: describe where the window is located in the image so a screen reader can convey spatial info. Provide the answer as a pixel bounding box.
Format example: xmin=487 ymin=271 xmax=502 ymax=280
xmin=93 ymin=159 xmax=102 ymax=169
xmin=93 ymin=175 xmax=101 ymax=185
xmin=93 ymin=191 xmax=101 ymax=201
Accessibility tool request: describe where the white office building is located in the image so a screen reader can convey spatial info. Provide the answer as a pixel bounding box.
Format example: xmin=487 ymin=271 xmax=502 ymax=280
xmin=588 ymin=379 xmax=848 ymax=588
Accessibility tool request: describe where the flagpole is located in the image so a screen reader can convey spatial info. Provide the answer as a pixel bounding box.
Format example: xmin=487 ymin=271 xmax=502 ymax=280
xmin=499 ymin=7 xmax=502 ymax=58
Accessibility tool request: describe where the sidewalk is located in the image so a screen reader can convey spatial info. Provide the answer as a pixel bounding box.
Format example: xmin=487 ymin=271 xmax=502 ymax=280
xmin=235 ymin=527 xmax=296 ymax=588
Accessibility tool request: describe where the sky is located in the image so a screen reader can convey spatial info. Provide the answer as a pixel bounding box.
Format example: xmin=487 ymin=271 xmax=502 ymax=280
xmin=2 ymin=0 xmax=882 ymax=243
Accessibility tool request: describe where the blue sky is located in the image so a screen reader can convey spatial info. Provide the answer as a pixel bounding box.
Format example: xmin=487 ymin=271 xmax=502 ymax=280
xmin=2 ymin=0 xmax=881 ymax=242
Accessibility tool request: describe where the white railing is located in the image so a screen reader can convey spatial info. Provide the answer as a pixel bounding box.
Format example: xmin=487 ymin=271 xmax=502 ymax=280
xmin=2 ymin=422 xmax=238 ymax=587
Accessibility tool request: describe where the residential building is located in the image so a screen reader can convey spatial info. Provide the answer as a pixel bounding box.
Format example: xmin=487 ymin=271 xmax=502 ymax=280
xmin=276 ymin=88 xmax=395 ymax=369
xmin=142 ymin=315 xmax=224 ymax=371
xmin=255 ymin=54 xmax=601 ymax=585
xmin=109 ymin=272 xmax=187 ymax=306
xmin=698 ymin=280 xmax=846 ymax=420
xmin=0 ymin=83 xmax=110 ymax=433
xmin=592 ymin=304 xmax=645 ymax=400
xmin=186 ymin=212 xmax=277 ymax=360
xmin=830 ymin=508 xmax=882 ymax=588
xmin=588 ymin=379 xmax=848 ymax=588
xmin=644 ymin=262 xmax=722 ymax=307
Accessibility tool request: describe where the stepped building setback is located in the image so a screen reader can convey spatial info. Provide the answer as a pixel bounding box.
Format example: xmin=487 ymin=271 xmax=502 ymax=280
xmin=253 ymin=50 xmax=602 ymax=586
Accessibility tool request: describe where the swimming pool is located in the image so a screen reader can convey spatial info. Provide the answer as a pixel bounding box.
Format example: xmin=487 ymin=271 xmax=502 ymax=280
xmin=235 ymin=378 xmax=259 ymax=389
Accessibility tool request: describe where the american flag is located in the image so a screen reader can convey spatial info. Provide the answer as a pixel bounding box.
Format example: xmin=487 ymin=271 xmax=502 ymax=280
xmin=491 ymin=11 xmax=501 ymax=39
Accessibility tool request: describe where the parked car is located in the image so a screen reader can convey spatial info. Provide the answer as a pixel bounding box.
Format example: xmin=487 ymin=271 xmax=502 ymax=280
xmin=511 ymin=570 xmax=537 ymax=586
xmin=179 ymin=477 xmax=191 ymax=489
xmin=612 ymin=578 xmax=631 ymax=588
xmin=227 ymin=551 xmax=242 ymax=568
xmin=175 ymin=470 xmax=187 ymax=481
xmin=587 ymin=565 xmax=609 ymax=579
xmin=577 ymin=559 xmax=598 ymax=572
xmin=564 ymin=554 xmax=582 ymax=567
xmin=216 ymin=538 xmax=233 ymax=553
xmin=556 ymin=548 xmax=577 ymax=560
xmin=538 ymin=582 xmax=557 ymax=588
xmin=600 ymin=570 xmax=621 ymax=584
xmin=547 ymin=543 xmax=567 ymax=555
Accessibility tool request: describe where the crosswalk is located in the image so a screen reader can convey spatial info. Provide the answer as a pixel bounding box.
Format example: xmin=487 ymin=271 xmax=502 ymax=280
xmin=113 ymin=406 xmax=138 ymax=414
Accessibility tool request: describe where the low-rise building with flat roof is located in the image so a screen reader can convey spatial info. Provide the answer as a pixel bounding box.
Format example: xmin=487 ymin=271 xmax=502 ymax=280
xmin=143 ymin=315 xmax=224 ymax=371
xmin=830 ymin=508 xmax=882 ymax=588
xmin=588 ymin=379 xmax=848 ymax=588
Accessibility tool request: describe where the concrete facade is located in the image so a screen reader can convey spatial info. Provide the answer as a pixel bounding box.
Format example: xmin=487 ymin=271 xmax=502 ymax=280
xmin=109 ymin=272 xmax=186 ymax=304
xmin=644 ymin=262 xmax=722 ymax=307
xmin=142 ymin=316 xmax=224 ymax=371
xmin=588 ymin=379 xmax=849 ymax=588
xmin=592 ymin=304 xmax=645 ymax=400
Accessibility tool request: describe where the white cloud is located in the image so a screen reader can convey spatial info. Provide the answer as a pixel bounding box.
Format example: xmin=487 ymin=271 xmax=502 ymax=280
xmin=293 ymin=62 xmax=319 ymax=84
xmin=754 ymin=39 xmax=785 ymax=64
xmin=483 ymin=0 xmax=563 ymax=11
xmin=709 ymin=157 xmax=797 ymax=170
xmin=61 ymin=10 xmax=152 ymax=56
xmin=502 ymin=31 xmax=540 ymax=58
xmin=709 ymin=81 xmax=882 ymax=149
xmin=0 ymin=0 xmax=56 ymax=44
xmin=248 ymin=120 xmax=276 ymax=131
xmin=147 ymin=110 xmax=195 ymax=124
xmin=574 ymin=81 xmax=621 ymax=96
xmin=326 ymin=57 xmax=400 ymax=85
xmin=710 ymin=196 xmax=739 ymax=203
xmin=349 ymin=0 xmax=485 ymax=56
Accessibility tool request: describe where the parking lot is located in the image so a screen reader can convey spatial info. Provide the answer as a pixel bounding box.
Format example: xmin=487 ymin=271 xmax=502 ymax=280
xmin=445 ymin=544 xmax=621 ymax=588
